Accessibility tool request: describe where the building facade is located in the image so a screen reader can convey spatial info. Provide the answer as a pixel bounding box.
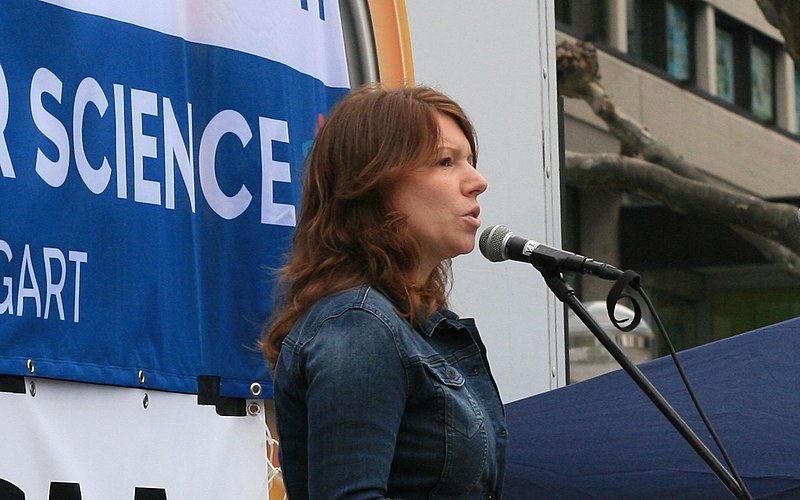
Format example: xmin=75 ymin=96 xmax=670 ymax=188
xmin=557 ymin=0 xmax=800 ymax=359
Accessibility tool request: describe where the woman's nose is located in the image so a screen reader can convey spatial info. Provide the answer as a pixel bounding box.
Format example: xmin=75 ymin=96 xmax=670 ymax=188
xmin=466 ymin=167 xmax=488 ymax=196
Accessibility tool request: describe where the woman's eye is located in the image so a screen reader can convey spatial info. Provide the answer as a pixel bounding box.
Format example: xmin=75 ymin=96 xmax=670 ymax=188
xmin=439 ymin=157 xmax=452 ymax=167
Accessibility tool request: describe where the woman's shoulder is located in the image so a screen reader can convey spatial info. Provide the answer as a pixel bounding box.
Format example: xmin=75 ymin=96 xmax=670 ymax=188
xmin=307 ymin=285 xmax=397 ymax=317
xmin=289 ymin=286 xmax=406 ymax=341
xmin=276 ymin=287 xmax=412 ymax=397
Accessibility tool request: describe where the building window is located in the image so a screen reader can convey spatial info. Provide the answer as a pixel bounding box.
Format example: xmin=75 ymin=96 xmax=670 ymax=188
xmin=750 ymin=44 xmax=774 ymax=121
xmin=715 ymin=13 xmax=776 ymax=122
xmin=665 ymin=1 xmax=691 ymax=80
xmin=555 ymin=0 xmax=607 ymax=42
xmin=627 ymin=0 xmax=693 ymax=82
xmin=795 ymin=68 xmax=800 ymax=133
xmin=715 ymin=27 xmax=736 ymax=103
xmin=711 ymin=288 xmax=800 ymax=343
xmin=627 ymin=0 xmax=644 ymax=57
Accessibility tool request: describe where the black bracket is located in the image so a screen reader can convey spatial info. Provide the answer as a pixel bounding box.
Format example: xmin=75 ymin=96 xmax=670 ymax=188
xmin=0 ymin=375 xmax=26 ymax=394
xmin=197 ymin=375 xmax=246 ymax=417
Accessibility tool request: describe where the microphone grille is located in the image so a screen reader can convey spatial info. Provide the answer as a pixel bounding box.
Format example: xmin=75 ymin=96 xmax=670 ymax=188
xmin=479 ymin=224 xmax=511 ymax=262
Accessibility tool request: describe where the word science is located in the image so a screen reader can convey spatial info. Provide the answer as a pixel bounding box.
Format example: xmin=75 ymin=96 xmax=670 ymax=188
xmin=0 ymin=63 xmax=297 ymax=227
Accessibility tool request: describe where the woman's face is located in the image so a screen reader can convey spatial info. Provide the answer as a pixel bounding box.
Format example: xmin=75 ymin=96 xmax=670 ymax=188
xmin=387 ymin=112 xmax=488 ymax=282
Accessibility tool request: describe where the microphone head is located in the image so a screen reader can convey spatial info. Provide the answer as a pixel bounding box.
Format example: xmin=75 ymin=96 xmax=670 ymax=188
xmin=479 ymin=224 xmax=512 ymax=262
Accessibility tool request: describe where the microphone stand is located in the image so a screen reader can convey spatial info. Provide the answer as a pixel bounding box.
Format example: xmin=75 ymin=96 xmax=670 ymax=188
xmin=536 ymin=262 xmax=749 ymax=500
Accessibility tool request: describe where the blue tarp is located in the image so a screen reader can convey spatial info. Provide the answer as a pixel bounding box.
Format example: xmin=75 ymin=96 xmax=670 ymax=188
xmin=504 ymin=317 xmax=800 ymax=499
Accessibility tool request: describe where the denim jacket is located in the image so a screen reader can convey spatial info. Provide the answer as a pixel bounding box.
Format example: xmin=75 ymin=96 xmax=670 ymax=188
xmin=273 ymin=286 xmax=508 ymax=499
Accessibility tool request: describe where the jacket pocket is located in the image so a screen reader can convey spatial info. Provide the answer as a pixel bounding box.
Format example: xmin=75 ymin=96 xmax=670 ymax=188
xmin=422 ymin=361 xmax=484 ymax=439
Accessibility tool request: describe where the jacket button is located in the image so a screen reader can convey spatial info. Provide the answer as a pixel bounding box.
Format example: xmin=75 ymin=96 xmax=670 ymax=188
xmin=499 ymin=429 xmax=508 ymax=438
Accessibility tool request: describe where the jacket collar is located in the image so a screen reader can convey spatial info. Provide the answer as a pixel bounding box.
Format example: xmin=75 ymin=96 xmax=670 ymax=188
xmin=420 ymin=308 xmax=467 ymax=337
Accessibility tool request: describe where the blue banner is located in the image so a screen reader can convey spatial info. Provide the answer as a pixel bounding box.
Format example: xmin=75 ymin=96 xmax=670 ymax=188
xmin=0 ymin=0 xmax=350 ymax=398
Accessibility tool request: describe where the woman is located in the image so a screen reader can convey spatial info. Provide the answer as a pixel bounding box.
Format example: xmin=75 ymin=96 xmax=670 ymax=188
xmin=263 ymin=84 xmax=507 ymax=499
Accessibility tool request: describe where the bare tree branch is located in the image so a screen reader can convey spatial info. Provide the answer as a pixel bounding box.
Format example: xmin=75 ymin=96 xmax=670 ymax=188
xmin=566 ymin=151 xmax=800 ymax=278
xmin=557 ymin=41 xmax=749 ymax=191
xmin=557 ymin=38 xmax=800 ymax=279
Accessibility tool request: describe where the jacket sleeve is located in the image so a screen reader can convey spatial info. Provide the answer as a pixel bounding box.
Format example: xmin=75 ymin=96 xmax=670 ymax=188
xmin=299 ymin=308 xmax=408 ymax=499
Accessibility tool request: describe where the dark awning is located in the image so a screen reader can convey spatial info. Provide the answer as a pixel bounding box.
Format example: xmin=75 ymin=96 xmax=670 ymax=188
xmin=504 ymin=317 xmax=800 ymax=499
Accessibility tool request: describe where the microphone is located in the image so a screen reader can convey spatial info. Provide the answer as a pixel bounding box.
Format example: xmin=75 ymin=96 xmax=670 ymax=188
xmin=479 ymin=224 xmax=623 ymax=280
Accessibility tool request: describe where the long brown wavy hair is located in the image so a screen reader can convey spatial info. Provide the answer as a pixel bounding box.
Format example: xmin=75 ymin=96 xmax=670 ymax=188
xmin=261 ymin=84 xmax=478 ymax=367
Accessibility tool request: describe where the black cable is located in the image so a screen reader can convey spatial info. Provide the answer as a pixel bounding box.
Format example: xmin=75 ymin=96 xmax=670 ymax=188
xmin=553 ymin=267 xmax=745 ymax=498
xmin=633 ymin=284 xmax=752 ymax=500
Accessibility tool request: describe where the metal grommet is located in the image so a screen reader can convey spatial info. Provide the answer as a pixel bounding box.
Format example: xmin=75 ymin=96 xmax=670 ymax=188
xmin=29 ymin=380 xmax=36 ymax=397
xmin=250 ymin=382 xmax=262 ymax=397
xmin=142 ymin=393 xmax=150 ymax=409
xmin=138 ymin=370 xmax=146 ymax=384
xmin=27 ymin=359 xmax=35 ymax=374
xmin=247 ymin=401 xmax=262 ymax=416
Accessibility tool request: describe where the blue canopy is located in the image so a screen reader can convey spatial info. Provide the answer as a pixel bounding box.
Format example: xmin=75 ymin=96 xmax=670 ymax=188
xmin=504 ymin=317 xmax=800 ymax=499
